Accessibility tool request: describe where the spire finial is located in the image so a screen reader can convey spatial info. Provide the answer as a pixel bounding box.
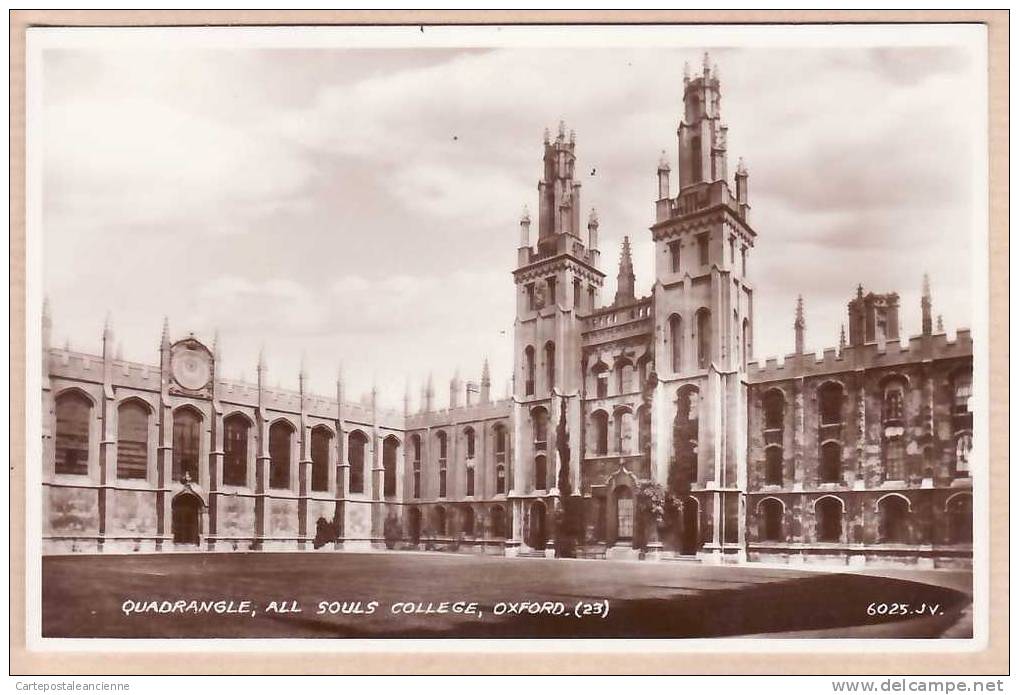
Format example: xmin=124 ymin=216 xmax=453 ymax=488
xmin=737 ymin=156 xmax=748 ymax=175
xmin=213 ymin=329 xmax=221 ymax=360
xmin=521 ymin=205 xmax=530 ymax=224
xmin=922 ymin=272 xmax=931 ymax=298
xmin=794 ymin=295 xmax=806 ymax=354
xmin=588 ymin=207 xmax=599 ymax=227
xmin=257 ymin=345 xmax=266 ymax=372
xmin=558 ymin=119 xmax=566 ymax=138
xmin=921 ymin=271 xmax=934 ymax=336
xmin=614 ymin=236 xmax=636 ymax=306
xmin=702 ymin=51 xmax=710 ymax=74
xmin=482 ymin=358 xmax=491 ymax=384
xmin=543 ymin=127 xmax=550 ymax=144
xmin=839 ymin=323 xmax=847 ymax=351
xmin=658 ymin=149 xmax=670 ymax=171
xmin=683 ymin=60 xmax=690 ymax=81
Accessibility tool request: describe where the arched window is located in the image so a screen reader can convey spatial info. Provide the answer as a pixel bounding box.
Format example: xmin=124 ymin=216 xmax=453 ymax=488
xmin=491 ymin=506 xmax=506 ymax=538
xmin=819 ymin=382 xmax=844 ymax=425
xmin=348 ymin=430 xmax=368 ymax=494
xmin=222 ymin=414 xmax=249 ymax=487
xmin=883 ymin=381 xmax=906 ymax=424
xmin=534 ymin=454 xmax=547 ymax=491
xmin=878 ymin=496 xmax=910 ymax=543
xmin=677 ymin=386 xmax=700 ymax=423
xmin=55 ymin=391 xmax=91 ymax=475
xmin=117 ymin=400 xmax=149 ymax=479
xmin=494 ymin=425 xmax=507 ymax=456
xmin=742 ymin=318 xmax=751 ymax=368
xmin=466 ymin=466 xmax=475 ymax=497
xmin=819 ymin=441 xmax=841 ymax=484
xmin=815 ymin=497 xmax=842 ymax=542
xmin=637 ymin=405 xmax=651 ymax=454
xmin=544 ymin=341 xmax=556 ymax=392
xmin=434 ymin=506 xmax=447 ymax=536
xmin=765 ymin=446 xmax=783 ymax=486
xmin=695 ymin=308 xmax=711 ymax=369
xmin=593 ymin=362 xmax=609 ymax=398
xmin=496 ymin=465 xmax=506 ymax=495
xmin=268 ymin=420 xmax=293 ymax=489
xmin=310 ymin=426 xmax=332 ymax=493
xmin=955 ymin=432 xmax=973 ymax=476
xmin=436 ymin=430 xmax=448 ymax=497
xmin=947 ymin=494 xmax=972 ymax=544
xmin=669 ymin=314 xmax=683 ymax=372
xmin=532 ymin=407 xmax=548 ymax=450
xmin=383 ymin=436 xmax=399 ymax=497
xmin=172 ymin=408 xmax=202 ymax=483
xmin=763 ymin=389 xmax=784 ymax=431
xmin=411 ymin=434 xmax=422 ymax=498
xmin=614 ymin=408 xmax=632 ymax=454
xmin=953 ymin=372 xmax=972 ymax=417
xmin=437 ymin=430 xmax=448 ymax=460
xmin=592 ymin=411 xmax=609 ymax=455
xmin=616 ymin=358 xmax=633 ymax=394
xmin=759 ymin=499 xmax=784 ymax=541
xmin=524 ymin=346 xmax=536 ymax=396
xmin=462 ymin=507 xmax=475 ymax=536
xmin=464 ymin=427 xmax=476 ymax=459
xmin=883 ymin=437 xmax=905 ymax=482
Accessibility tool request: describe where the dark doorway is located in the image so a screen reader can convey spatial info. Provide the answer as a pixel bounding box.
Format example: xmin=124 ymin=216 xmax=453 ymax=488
xmin=407 ymin=507 xmax=422 ymax=544
xmin=529 ymin=501 xmax=547 ymax=549
xmin=680 ymin=498 xmax=699 ymax=555
xmin=171 ymin=493 xmax=201 ymax=545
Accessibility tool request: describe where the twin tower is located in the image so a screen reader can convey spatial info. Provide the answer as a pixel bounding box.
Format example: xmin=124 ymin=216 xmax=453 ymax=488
xmin=510 ymin=56 xmax=755 ymax=558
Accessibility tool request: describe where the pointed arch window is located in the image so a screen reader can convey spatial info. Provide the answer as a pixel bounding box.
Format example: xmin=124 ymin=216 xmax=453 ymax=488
xmin=348 ymin=430 xmax=368 ymax=494
xmin=532 ymin=407 xmax=548 ymax=450
xmin=464 ymin=427 xmax=476 ymax=459
xmin=117 ymin=400 xmax=149 ymax=480
xmin=592 ymin=411 xmax=609 ymax=455
xmin=759 ymin=499 xmax=784 ymax=541
xmin=55 ymin=391 xmax=91 ymax=476
xmin=524 ymin=346 xmax=536 ymax=396
xmin=765 ymin=446 xmax=783 ymax=486
xmin=819 ymin=441 xmax=841 ymax=484
xmin=310 ymin=427 xmax=331 ymax=493
xmin=534 ymin=454 xmax=547 ymax=491
xmin=222 ymin=414 xmax=249 ymax=487
xmin=172 ymin=408 xmax=202 ymax=483
xmin=383 ymin=436 xmax=399 ymax=497
xmin=268 ymin=421 xmax=293 ymax=490
xmin=544 ymin=342 xmax=556 ymax=392
xmin=436 ymin=430 xmax=448 ymax=497
xmin=816 ymin=497 xmax=842 ymax=542
xmin=695 ymin=308 xmax=711 ymax=369
xmin=411 ymin=434 xmax=422 ymax=498
xmin=878 ymin=496 xmax=910 ymax=543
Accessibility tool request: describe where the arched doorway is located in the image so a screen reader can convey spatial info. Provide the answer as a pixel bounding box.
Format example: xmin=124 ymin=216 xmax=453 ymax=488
xmin=614 ymin=486 xmax=634 ymax=544
xmin=528 ymin=501 xmax=547 ymax=549
xmin=680 ymin=497 xmax=699 ymax=555
xmin=172 ymin=493 xmax=202 ymax=545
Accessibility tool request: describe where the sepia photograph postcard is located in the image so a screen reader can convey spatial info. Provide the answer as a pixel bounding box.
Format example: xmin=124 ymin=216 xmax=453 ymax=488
xmin=9 ymin=10 xmax=1009 ymax=678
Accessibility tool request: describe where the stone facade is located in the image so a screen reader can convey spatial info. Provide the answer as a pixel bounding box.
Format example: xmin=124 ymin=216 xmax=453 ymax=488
xmin=40 ymin=57 xmax=973 ymax=567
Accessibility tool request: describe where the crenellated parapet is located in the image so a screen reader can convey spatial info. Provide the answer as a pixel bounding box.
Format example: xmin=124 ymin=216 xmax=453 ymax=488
xmin=748 ymin=329 xmax=973 ymax=383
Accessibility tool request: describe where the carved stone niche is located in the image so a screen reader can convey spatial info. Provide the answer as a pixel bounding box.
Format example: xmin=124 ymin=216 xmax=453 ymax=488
xmin=169 ymin=337 xmax=214 ymax=396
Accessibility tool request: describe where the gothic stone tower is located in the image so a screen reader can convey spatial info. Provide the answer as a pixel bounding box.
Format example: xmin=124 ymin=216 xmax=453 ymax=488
xmin=650 ymin=56 xmax=756 ymax=562
xmin=508 ymin=122 xmax=605 ymax=555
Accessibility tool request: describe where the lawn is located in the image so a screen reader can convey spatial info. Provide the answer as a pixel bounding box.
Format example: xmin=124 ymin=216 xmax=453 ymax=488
xmin=41 ymin=552 xmax=970 ymax=639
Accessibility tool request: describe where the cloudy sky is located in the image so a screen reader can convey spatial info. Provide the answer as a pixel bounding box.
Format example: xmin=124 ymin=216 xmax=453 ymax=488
xmin=36 ymin=27 xmax=984 ymax=408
